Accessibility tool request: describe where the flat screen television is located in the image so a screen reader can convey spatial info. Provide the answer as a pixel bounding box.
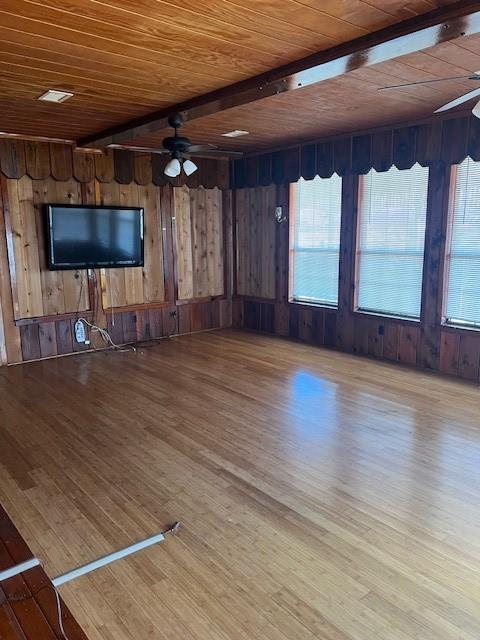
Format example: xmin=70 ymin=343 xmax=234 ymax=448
xmin=46 ymin=204 xmax=144 ymax=270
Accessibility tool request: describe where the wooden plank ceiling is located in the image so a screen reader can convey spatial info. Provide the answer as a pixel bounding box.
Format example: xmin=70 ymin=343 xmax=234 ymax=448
xmin=127 ymin=33 xmax=480 ymax=152
xmin=0 ymin=0 xmax=462 ymax=150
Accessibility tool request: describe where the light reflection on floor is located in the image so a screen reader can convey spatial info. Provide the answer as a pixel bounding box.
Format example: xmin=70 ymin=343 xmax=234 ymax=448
xmin=287 ymin=369 xmax=339 ymax=440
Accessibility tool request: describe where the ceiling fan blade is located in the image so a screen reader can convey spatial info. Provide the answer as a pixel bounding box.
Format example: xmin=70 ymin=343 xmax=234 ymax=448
xmin=188 ymin=149 xmax=244 ymax=157
xmin=187 ymin=144 xmax=218 ymax=152
xmin=107 ymin=144 xmax=170 ymax=155
xmin=140 ymin=149 xmax=170 ymax=155
xmin=434 ymin=87 xmax=480 ymax=113
xmin=378 ymin=74 xmax=476 ymax=90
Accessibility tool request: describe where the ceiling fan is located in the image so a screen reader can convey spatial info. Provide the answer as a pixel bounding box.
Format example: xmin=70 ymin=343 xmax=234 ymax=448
xmin=150 ymin=113 xmax=243 ymax=178
xmin=378 ymin=71 xmax=480 ymax=118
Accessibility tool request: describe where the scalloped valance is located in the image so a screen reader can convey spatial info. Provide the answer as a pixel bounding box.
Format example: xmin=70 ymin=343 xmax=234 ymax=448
xmin=0 ymin=140 xmax=229 ymax=190
xmin=231 ymin=114 xmax=480 ymax=189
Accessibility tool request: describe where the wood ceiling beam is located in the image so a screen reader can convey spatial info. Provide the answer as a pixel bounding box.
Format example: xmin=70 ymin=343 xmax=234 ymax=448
xmin=78 ymin=0 xmax=480 ymax=148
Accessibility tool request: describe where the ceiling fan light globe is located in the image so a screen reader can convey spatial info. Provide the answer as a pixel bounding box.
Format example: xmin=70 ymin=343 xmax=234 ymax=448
xmin=183 ymin=159 xmax=198 ymax=176
xmin=164 ymin=158 xmax=181 ymax=177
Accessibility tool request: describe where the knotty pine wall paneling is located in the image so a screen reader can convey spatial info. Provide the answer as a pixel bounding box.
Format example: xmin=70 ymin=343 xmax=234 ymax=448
xmin=0 ymin=141 xmax=232 ymax=364
xmin=173 ymin=185 xmax=224 ymax=301
xmin=233 ymin=114 xmax=480 ymax=383
xmin=97 ymin=181 xmax=166 ymax=309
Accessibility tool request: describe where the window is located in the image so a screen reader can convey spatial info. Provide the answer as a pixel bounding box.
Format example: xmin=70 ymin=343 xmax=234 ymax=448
xmin=290 ymin=175 xmax=342 ymax=306
xmin=356 ymin=164 xmax=429 ymax=319
xmin=445 ymin=157 xmax=480 ymax=328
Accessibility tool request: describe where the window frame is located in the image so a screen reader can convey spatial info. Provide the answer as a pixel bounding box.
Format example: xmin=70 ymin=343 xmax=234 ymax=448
xmin=442 ymin=162 xmax=480 ymax=332
xmin=288 ymin=178 xmax=342 ymax=310
xmin=353 ymin=165 xmax=429 ymax=323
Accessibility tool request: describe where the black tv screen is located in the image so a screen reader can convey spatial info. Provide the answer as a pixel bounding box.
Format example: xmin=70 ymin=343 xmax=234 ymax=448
xmin=46 ymin=204 xmax=144 ymax=270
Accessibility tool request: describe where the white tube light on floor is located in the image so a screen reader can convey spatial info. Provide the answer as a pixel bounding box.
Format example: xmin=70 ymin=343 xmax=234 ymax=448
xmin=52 ymin=531 xmax=167 ymax=587
xmin=0 ymin=524 xmax=180 ymax=587
xmin=0 ymin=557 xmax=41 ymax=582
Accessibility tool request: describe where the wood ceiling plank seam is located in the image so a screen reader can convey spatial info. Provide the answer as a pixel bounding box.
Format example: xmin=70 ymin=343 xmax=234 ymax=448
xmin=361 ymin=0 xmax=446 ymax=20
xmin=0 ymin=105 xmax=161 ymax=126
xmin=334 ymin=0 xmax=437 ymax=22
xmin=3 ymin=0 xmax=282 ymax=73
xmin=0 ymin=43 xmax=227 ymax=94
xmin=0 ymin=60 xmax=187 ymax=103
xmin=221 ymin=0 xmax=370 ymax=40
xmin=0 ymin=10 xmax=250 ymax=81
xmin=454 ymin=38 xmax=480 ymax=55
xmin=0 ymin=116 xmax=144 ymax=132
xmin=115 ymin=0 xmax=348 ymax=47
xmin=0 ymin=122 xmax=131 ymax=135
xmin=369 ymin=52 xmax=472 ymax=79
xmin=158 ymin=0 xmax=339 ymax=50
xmin=0 ymin=52 xmax=201 ymax=100
xmin=0 ymin=25 xmax=239 ymax=85
xmin=350 ymin=58 xmax=466 ymax=85
xmin=0 ymin=74 xmax=171 ymax=111
xmin=346 ymin=65 xmax=474 ymax=100
xmin=293 ymin=0 xmax=396 ymax=27
xmin=399 ymin=50 xmax=477 ymax=75
xmin=0 ymin=87 xmax=167 ymax=112
xmin=418 ymin=45 xmax=480 ymax=72
xmin=263 ymin=0 xmax=381 ymax=35
xmin=77 ymin=0 xmax=319 ymax=57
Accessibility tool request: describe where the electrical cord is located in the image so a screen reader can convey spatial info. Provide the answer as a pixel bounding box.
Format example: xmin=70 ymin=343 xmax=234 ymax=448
xmin=54 ymin=586 xmax=70 ymax=640
xmin=80 ymin=271 xmax=176 ymax=352
xmin=80 ymin=269 xmax=136 ymax=352
xmin=74 ymin=271 xmax=85 ymax=322
xmin=3 ymin=522 xmax=181 ymax=639
xmin=6 ymin=583 xmax=71 ymax=640
xmin=167 ymin=311 xmax=177 ymax=338
xmin=78 ymin=317 xmax=136 ymax=353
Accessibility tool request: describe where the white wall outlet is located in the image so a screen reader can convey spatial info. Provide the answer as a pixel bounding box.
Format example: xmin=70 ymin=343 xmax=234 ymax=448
xmin=74 ymin=319 xmax=86 ymax=344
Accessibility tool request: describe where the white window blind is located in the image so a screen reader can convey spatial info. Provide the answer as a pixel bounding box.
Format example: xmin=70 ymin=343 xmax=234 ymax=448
xmin=445 ymin=157 xmax=480 ymax=327
xmin=291 ymin=175 xmax=342 ymax=306
xmin=357 ymin=164 xmax=429 ymax=319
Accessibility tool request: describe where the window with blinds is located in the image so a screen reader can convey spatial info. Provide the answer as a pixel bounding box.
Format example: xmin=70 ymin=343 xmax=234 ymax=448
xmin=356 ymin=164 xmax=429 ymax=319
xmin=445 ymin=157 xmax=480 ymax=327
xmin=290 ymin=175 xmax=342 ymax=306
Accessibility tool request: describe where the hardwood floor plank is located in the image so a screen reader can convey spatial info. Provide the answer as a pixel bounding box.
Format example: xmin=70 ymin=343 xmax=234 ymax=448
xmin=0 ymin=329 xmax=479 ymax=639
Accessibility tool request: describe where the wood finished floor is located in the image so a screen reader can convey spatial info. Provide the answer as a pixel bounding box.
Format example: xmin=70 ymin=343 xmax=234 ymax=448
xmin=0 ymin=329 xmax=479 ymax=640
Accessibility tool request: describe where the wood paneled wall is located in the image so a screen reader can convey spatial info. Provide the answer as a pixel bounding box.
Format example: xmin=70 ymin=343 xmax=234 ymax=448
xmin=233 ymin=119 xmax=480 ymax=383
xmin=236 ymin=186 xmax=276 ymax=299
xmin=97 ymin=181 xmax=165 ymax=309
xmin=0 ymin=141 xmax=232 ymax=365
xmin=173 ymin=186 xmax=224 ymax=301
xmin=5 ymin=176 xmax=89 ymax=320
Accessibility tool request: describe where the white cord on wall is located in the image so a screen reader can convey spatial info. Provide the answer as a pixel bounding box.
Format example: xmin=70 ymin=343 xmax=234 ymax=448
xmin=78 ymin=318 xmax=136 ymax=352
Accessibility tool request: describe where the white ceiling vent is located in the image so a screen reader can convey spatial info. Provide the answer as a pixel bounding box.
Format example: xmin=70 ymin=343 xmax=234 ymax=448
xmin=38 ymin=90 xmax=74 ymax=103
xmin=221 ymin=130 xmax=249 ymax=138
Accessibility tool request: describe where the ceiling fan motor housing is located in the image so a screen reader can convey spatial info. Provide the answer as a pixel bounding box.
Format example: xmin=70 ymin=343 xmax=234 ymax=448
xmin=162 ymin=135 xmax=192 ymax=156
